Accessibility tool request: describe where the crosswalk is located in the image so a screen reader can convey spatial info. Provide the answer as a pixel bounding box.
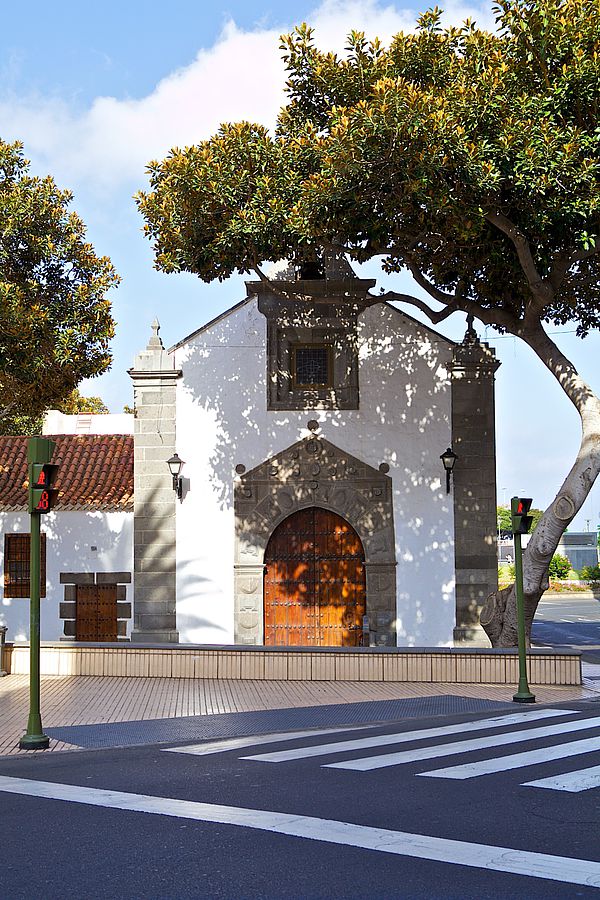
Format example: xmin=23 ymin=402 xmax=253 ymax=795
xmin=166 ymin=706 xmax=600 ymax=793
xmin=323 ymin=715 xmax=600 ymax=772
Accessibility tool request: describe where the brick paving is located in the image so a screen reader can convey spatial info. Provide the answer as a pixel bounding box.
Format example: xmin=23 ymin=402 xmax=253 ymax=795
xmin=1 ymin=672 xmax=598 ymax=757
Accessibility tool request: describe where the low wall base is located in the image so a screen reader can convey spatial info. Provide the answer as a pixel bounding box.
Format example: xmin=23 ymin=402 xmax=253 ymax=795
xmin=3 ymin=643 xmax=582 ymax=685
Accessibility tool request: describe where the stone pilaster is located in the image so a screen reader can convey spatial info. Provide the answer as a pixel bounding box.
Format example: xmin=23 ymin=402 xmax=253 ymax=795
xmin=234 ymin=565 xmax=266 ymax=645
xmin=449 ymin=322 xmax=500 ymax=645
xmin=364 ymin=563 xmax=397 ymax=646
xmin=128 ymin=320 xmax=182 ymax=643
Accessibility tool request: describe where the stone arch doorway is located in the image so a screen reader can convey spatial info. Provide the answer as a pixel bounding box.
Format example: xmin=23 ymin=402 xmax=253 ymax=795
xmin=234 ymin=436 xmax=397 ymax=646
xmin=263 ymin=507 xmax=366 ymax=647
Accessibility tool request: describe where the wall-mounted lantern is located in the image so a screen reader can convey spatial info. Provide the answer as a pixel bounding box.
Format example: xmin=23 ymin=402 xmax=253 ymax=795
xmin=440 ymin=447 xmax=458 ymax=494
xmin=167 ymin=453 xmax=185 ymax=500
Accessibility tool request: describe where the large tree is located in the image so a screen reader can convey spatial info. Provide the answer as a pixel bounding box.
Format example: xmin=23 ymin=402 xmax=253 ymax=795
xmin=0 ymin=140 xmax=118 ymax=424
xmin=137 ymin=0 xmax=600 ymax=647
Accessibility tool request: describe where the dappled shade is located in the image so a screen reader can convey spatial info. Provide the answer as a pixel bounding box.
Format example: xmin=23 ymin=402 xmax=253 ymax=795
xmin=264 ymin=507 xmax=366 ymax=647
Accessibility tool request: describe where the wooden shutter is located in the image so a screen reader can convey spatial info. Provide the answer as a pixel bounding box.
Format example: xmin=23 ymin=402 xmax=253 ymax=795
xmin=3 ymin=533 xmax=47 ymax=598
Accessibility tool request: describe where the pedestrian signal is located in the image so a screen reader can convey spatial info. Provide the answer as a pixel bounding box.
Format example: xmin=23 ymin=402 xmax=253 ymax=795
xmin=511 ymin=497 xmax=533 ymax=535
xmin=29 ymin=463 xmax=59 ymax=514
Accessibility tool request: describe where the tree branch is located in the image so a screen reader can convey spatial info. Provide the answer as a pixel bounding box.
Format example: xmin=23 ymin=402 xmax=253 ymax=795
xmin=485 ymin=209 xmax=550 ymax=306
xmin=0 ymin=400 xmax=18 ymax=420
xmin=404 ymin=259 xmax=521 ymax=332
xmin=374 ymin=291 xmax=458 ymax=323
xmin=522 ymin=320 xmax=599 ymax=417
xmin=252 ymin=250 xmax=525 ymax=336
xmin=549 ymin=243 xmax=600 ymax=292
xmin=405 ymin=260 xmax=460 ymax=305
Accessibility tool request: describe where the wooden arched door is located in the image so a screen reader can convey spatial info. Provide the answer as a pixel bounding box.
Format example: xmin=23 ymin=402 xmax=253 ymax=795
xmin=264 ymin=507 xmax=366 ymax=647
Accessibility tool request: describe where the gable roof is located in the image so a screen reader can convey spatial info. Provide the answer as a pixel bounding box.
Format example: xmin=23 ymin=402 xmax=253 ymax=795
xmin=169 ymin=293 xmax=456 ymax=354
xmin=0 ymin=434 xmax=133 ymax=512
xmin=169 ymin=296 xmax=254 ymax=352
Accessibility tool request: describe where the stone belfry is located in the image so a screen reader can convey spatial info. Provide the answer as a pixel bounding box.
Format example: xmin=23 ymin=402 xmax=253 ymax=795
xmin=128 ymin=319 xmax=181 ymax=643
xmin=450 ymin=317 xmax=501 ymax=644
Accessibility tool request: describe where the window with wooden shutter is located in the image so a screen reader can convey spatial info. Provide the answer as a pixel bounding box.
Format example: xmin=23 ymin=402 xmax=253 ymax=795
xmin=3 ymin=533 xmax=47 ymax=598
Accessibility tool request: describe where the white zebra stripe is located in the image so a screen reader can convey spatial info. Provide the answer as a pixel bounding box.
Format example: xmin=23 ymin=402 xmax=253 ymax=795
xmin=419 ymin=736 xmax=600 ymax=780
xmin=242 ymin=708 xmax=577 ymax=764
xmin=523 ymin=765 xmax=600 ymax=792
xmin=324 ymin=715 xmax=600 ymax=772
xmin=0 ymin=776 xmax=599 ymax=888
xmin=163 ymin=725 xmax=373 ymax=757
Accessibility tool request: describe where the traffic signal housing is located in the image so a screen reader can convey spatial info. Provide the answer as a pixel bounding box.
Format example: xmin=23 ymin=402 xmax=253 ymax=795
xmin=511 ymin=497 xmax=533 ymax=535
xmin=28 ymin=462 xmax=59 ymax=514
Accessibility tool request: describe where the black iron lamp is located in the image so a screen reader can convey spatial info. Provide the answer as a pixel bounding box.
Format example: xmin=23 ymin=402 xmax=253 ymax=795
xmin=167 ymin=453 xmax=185 ymax=499
xmin=440 ymin=447 xmax=458 ymax=494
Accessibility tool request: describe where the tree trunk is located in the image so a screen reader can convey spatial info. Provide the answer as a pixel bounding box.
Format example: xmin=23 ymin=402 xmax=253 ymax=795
xmin=480 ymin=323 xmax=600 ymax=647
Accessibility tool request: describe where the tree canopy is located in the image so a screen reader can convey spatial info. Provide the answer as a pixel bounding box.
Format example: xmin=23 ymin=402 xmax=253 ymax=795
xmin=137 ymin=0 xmax=600 ymax=646
xmin=0 ymin=140 xmax=118 ymax=423
xmin=138 ymin=0 xmax=600 ymax=344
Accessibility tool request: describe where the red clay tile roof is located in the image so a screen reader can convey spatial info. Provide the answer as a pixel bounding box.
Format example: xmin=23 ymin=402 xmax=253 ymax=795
xmin=0 ymin=435 xmax=133 ymax=512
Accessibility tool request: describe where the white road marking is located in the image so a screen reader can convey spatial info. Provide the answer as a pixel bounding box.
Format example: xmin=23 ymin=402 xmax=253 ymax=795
xmin=420 ymin=737 xmax=600 ymax=780
xmin=523 ymin=765 xmax=600 ymax=792
xmin=162 ymin=726 xmax=374 ymax=757
xmin=242 ymin=708 xmax=577 ymax=764
xmin=325 ymin=715 xmax=600 ymax=772
xmin=0 ymin=776 xmax=599 ymax=888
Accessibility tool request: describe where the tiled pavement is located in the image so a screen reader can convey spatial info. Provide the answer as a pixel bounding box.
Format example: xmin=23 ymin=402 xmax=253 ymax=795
xmin=1 ymin=668 xmax=599 ymax=757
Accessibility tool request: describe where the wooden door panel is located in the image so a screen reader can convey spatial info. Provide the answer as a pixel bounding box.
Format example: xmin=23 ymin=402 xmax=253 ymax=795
xmin=97 ymin=585 xmax=118 ymax=642
xmin=264 ymin=508 xmax=365 ymax=647
xmin=76 ymin=585 xmax=117 ymax=642
xmin=76 ymin=586 xmax=99 ymax=642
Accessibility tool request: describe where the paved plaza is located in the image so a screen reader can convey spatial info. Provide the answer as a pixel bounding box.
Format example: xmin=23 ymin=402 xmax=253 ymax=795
xmin=2 ymin=666 xmax=599 ymax=757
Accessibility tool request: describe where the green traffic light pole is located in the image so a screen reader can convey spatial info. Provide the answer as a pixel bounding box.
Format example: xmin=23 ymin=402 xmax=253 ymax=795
xmin=19 ymin=505 xmax=49 ymax=749
xmin=19 ymin=438 xmax=52 ymax=750
xmin=512 ymin=499 xmax=535 ymax=704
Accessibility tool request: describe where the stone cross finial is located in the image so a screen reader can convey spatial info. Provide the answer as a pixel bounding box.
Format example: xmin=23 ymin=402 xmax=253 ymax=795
xmin=147 ymin=317 xmax=164 ymax=350
xmin=130 ymin=318 xmax=173 ymax=373
xmin=464 ymin=313 xmax=478 ymax=344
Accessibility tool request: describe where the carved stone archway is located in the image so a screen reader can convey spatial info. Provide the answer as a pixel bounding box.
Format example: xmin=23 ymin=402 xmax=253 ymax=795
xmin=234 ymin=436 xmax=396 ymax=646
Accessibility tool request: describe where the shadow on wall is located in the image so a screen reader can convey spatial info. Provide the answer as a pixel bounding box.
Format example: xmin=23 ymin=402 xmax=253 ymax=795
xmin=135 ymin=491 xmax=231 ymax=642
xmin=173 ymin=555 xmax=231 ymax=641
xmin=176 ymin=299 xmax=456 ymax=644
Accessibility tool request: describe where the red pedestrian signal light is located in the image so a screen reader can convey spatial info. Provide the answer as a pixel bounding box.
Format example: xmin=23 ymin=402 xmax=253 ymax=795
xmin=511 ymin=496 xmax=533 ymax=535
xmin=28 ymin=463 xmax=59 ymax=514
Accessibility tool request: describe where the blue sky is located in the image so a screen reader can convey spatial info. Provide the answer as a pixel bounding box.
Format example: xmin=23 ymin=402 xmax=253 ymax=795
xmin=1 ymin=0 xmax=599 ymax=532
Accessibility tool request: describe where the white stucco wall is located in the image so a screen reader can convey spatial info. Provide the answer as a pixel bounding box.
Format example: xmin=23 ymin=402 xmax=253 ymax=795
xmin=0 ymin=510 xmax=133 ymax=641
xmin=42 ymin=411 xmax=134 ymax=435
xmin=173 ymin=297 xmax=456 ymax=647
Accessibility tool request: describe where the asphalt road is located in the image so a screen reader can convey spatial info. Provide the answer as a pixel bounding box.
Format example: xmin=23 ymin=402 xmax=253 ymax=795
xmin=532 ymin=593 xmax=600 ymax=662
xmin=1 ymin=701 xmax=600 ymax=899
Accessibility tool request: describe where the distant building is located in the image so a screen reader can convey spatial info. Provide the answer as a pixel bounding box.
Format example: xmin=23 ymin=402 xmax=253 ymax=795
xmin=498 ymin=532 xmax=598 ymax=572
xmin=556 ymin=533 xmax=599 ymax=571
xmin=43 ymin=409 xmax=133 ymax=436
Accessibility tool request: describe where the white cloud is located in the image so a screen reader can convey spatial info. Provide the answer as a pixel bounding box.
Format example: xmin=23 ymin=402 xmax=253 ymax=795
xmin=0 ymin=0 xmax=495 ymax=194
